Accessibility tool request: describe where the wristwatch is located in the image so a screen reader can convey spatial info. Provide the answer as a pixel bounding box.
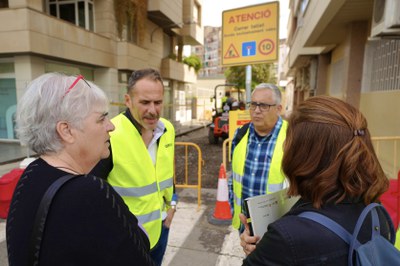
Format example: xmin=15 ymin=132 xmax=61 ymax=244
xmin=171 ymin=200 xmax=177 ymax=210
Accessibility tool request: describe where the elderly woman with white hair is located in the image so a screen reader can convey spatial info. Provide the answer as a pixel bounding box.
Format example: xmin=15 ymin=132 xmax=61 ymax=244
xmin=6 ymin=73 xmax=154 ymax=266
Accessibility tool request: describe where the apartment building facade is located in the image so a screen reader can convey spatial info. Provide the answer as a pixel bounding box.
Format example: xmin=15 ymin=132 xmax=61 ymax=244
xmin=286 ymin=0 xmax=400 ymax=177
xmin=194 ymin=26 xmax=224 ymax=78
xmin=0 ymin=0 xmax=203 ymax=141
xmin=189 ymin=26 xmax=224 ymax=122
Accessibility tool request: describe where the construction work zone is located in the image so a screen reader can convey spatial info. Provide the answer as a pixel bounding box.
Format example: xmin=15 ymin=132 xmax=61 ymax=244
xmin=173 ymin=142 xmax=204 ymax=209
xmin=173 ymin=139 xmax=234 ymax=225
xmin=222 ymin=138 xmax=233 ymax=170
xmin=209 ymin=163 xmax=232 ymax=225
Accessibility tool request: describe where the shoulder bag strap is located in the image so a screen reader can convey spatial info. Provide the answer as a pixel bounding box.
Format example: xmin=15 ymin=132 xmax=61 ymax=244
xmin=28 ymin=174 xmax=81 ymax=266
xmin=298 ymin=211 xmax=355 ymax=245
xmin=348 ymin=203 xmax=396 ymax=265
xmin=233 ymin=122 xmax=250 ymax=146
xmin=351 ymin=203 xmax=396 ymax=244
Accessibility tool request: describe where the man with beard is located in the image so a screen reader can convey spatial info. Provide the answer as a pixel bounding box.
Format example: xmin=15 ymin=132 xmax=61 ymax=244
xmin=229 ymin=83 xmax=287 ymax=241
xmin=92 ymin=68 xmax=176 ymax=266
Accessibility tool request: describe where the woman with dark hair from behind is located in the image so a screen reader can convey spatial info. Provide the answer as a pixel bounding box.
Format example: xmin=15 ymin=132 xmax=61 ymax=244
xmin=239 ymin=95 xmax=391 ymax=265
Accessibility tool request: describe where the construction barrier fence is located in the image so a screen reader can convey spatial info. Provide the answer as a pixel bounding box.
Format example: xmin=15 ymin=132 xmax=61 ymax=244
xmin=174 ymin=142 xmax=204 ymax=209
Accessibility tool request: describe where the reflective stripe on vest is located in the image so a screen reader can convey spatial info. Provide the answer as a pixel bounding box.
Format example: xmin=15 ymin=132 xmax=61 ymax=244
xmin=113 ymin=178 xmax=173 ymax=198
xmin=231 ymin=120 xmax=288 ymax=230
xmin=136 ymin=209 xmax=161 ymax=225
xmin=108 ymin=114 xmax=175 ymax=248
xmin=113 ymin=182 xmax=158 ymax=197
xmin=159 ymin=178 xmax=174 ymax=191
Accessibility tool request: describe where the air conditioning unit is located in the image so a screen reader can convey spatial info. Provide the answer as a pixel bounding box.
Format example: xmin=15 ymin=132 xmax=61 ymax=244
xmin=371 ymin=0 xmax=400 ymax=37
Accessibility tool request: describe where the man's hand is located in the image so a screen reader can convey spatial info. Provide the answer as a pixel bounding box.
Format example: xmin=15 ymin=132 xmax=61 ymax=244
xmin=239 ymin=213 xmax=260 ymax=256
xmin=163 ymin=207 xmax=176 ymax=228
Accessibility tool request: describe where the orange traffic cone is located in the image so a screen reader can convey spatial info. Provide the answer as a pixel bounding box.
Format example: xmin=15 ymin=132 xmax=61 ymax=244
xmin=209 ymin=163 xmax=232 ymax=225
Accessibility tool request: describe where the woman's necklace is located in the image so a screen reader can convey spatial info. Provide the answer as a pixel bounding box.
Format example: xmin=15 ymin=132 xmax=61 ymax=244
xmin=49 ymin=155 xmax=84 ymax=175
xmin=41 ymin=154 xmax=84 ymax=175
xmin=54 ymin=166 xmax=81 ymax=175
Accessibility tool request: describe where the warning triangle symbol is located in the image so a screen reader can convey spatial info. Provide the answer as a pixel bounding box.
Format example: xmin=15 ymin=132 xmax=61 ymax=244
xmin=224 ymin=44 xmax=240 ymax=59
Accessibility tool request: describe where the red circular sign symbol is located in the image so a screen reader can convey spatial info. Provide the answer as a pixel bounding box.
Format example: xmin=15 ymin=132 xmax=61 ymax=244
xmin=258 ymin=39 xmax=275 ymax=56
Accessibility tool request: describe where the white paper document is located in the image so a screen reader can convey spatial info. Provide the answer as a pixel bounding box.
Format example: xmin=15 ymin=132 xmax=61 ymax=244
xmin=244 ymin=188 xmax=298 ymax=237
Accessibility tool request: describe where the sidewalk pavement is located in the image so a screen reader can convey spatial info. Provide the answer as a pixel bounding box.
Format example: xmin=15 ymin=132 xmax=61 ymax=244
xmin=0 ymin=121 xmax=246 ymax=265
xmin=163 ymin=188 xmax=245 ymax=266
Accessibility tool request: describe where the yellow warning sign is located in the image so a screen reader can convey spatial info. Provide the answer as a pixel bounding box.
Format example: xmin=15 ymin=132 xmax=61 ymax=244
xmin=222 ymin=2 xmax=279 ymax=66
xmin=224 ymin=44 xmax=240 ymax=59
xmin=229 ymin=110 xmax=251 ymax=139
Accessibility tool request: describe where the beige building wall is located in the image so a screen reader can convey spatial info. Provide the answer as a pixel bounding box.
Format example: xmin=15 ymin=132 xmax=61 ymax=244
xmin=287 ymin=0 xmax=399 ymax=135
xmin=287 ymin=0 xmax=400 ymax=178
xmin=360 ymin=91 xmax=400 ymax=178
xmin=360 ymin=91 xmax=400 ymax=137
xmin=0 ymin=0 xmax=203 ymax=140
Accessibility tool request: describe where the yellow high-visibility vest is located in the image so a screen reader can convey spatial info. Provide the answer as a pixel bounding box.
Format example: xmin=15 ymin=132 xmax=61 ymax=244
xmin=108 ymin=114 xmax=175 ymax=248
xmin=231 ymin=121 xmax=287 ymax=230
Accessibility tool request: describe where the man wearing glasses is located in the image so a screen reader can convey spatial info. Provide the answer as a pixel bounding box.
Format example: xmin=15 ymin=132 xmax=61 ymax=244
xmin=229 ymin=83 xmax=287 ymax=235
xmin=91 ymin=68 xmax=176 ymax=265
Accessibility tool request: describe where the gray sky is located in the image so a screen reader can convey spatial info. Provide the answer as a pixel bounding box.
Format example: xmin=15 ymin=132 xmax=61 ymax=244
xmin=202 ymin=0 xmax=290 ymax=38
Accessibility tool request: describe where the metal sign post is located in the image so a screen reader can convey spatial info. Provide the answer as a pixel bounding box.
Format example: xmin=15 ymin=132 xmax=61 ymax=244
xmin=246 ymin=65 xmax=252 ymax=107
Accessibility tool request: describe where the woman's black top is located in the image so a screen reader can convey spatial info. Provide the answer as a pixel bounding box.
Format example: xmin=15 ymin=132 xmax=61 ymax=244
xmin=243 ymin=198 xmax=392 ymax=266
xmin=6 ymin=158 xmax=154 ymax=266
